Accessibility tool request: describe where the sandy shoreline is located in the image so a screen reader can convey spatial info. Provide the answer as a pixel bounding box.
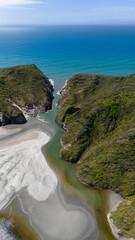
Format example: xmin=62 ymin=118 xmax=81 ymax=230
xmin=107 ymin=191 xmax=134 ymax=240
xmin=0 ymin=124 xmax=98 ymax=240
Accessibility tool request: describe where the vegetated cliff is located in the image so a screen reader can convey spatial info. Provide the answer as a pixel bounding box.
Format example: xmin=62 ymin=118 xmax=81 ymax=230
xmin=0 ymin=64 xmax=53 ymax=126
xmin=56 ymin=73 xmax=135 ymax=197
xmin=56 ymin=73 xmax=135 ymax=238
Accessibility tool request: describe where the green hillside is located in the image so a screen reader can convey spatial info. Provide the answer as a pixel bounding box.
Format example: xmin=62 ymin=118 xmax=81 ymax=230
xmin=56 ymin=73 xmax=135 ymax=197
xmin=0 ymin=64 xmax=53 ymax=125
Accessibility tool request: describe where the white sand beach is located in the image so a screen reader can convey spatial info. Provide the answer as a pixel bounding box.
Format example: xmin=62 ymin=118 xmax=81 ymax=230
xmin=0 ymin=129 xmax=57 ymax=209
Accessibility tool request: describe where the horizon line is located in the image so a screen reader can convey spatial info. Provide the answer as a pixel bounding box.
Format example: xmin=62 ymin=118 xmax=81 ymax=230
xmin=1 ymin=22 xmax=135 ymax=26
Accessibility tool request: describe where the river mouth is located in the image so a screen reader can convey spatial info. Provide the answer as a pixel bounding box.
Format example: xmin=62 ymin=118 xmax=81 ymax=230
xmin=0 ymin=119 xmax=99 ymax=240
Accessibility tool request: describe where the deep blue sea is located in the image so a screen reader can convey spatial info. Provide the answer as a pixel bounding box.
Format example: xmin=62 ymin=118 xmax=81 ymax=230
xmin=0 ymin=24 xmax=135 ymax=92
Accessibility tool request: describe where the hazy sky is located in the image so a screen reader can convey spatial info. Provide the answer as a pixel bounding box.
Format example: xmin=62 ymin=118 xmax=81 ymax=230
xmin=0 ymin=0 xmax=135 ymax=25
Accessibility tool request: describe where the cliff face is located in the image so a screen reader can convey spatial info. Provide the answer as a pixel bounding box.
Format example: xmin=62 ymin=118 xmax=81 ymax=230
xmin=56 ymin=73 xmax=135 ymax=198
xmin=0 ymin=64 xmax=53 ymax=126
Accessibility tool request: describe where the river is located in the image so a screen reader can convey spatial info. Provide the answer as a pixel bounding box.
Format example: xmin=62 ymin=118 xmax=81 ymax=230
xmin=0 ymin=107 xmax=118 ymax=240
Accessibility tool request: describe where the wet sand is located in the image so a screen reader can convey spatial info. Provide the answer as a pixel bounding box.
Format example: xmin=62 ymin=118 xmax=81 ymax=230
xmin=0 ymin=126 xmax=21 ymax=138
xmin=0 ymin=123 xmax=99 ymax=240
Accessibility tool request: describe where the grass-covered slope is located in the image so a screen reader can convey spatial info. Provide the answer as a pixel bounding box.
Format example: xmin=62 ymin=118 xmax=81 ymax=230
xmin=0 ymin=64 xmax=53 ymax=125
xmin=56 ymin=73 xmax=135 ymax=198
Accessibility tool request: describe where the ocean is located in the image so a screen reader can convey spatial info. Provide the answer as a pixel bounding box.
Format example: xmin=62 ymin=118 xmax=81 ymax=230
xmin=0 ymin=24 xmax=135 ymax=240
xmin=0 ymin=24 xmax=135 ymax=93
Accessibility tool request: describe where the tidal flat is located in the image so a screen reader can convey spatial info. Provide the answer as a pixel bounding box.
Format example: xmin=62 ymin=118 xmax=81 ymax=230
xmin=0 ymin=120 xmax=98 ymax=240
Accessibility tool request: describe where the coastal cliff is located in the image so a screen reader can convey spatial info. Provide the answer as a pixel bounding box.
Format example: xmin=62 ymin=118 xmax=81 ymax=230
xmin=56 ymin=73 xmax=135 ymax=239
xmin=0 ymin=64 xmax=53 ymax=126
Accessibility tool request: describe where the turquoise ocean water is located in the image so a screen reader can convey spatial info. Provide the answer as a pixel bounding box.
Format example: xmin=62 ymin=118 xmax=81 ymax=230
xmin=0 ymin=24 xmax=135 ymax=93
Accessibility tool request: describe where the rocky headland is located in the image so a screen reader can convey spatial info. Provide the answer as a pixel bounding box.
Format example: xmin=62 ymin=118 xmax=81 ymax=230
xmin=56 ymin=73 xmax=135 ymax=239
xmin=0 ymin=64 xmax=53 ymax=126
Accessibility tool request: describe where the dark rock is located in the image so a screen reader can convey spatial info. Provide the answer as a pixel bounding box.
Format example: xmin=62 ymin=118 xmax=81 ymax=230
xmin=10 ymin=113 xmax=27 ymax=124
